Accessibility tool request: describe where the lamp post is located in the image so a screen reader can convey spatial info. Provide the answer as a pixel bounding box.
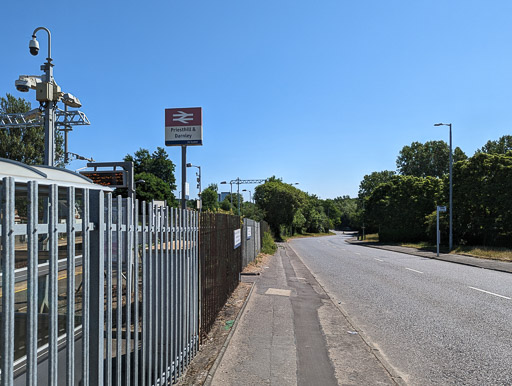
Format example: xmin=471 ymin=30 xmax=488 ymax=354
xmin=434 ymin=122 xmax=453 ymax=250
xmin=220 ymin=180 xmax=233 ymax=208
xmin=242 ymin=189 xmax=252 ymax=203
xmin=187 ymin=163 xmax=201 ymax=212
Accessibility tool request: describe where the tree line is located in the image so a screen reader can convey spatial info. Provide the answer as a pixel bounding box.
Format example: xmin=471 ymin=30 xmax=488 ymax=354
xmin=361 ymin=136 xmax=512 ymax=247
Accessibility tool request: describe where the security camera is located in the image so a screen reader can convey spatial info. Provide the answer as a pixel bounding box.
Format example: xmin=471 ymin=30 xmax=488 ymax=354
xmin=61 ymin=93 xmax=82 ymax=108
xmin=29 ymin=36 xmax=39 ymax=56
xmin=15 ymin=75 xmax=42 ymax=92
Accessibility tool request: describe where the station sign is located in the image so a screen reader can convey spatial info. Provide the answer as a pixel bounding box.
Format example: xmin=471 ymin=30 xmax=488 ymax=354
xmin=165 ymin=107 xmax=202 ymax=146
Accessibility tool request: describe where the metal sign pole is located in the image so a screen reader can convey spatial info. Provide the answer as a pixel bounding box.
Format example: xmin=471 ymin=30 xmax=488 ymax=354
xmin=182 ymin=145 xmax=187 ymax=210
xmin=437 ymin=207 xmax=440 ymax=257
xmin=437 ymin=206 xmax=446 ymax=257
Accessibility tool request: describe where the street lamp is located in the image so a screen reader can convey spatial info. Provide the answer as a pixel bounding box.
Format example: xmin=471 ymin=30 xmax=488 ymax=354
xmin=242 ymin=189 xmax=252 ymax=203
xmin=434 ymin=122 xmax=453 ymax=250
xmin=220 ymin=180 xmax=233 ymax=208
xmin=186 ymin=163 xmax=201 ymax=212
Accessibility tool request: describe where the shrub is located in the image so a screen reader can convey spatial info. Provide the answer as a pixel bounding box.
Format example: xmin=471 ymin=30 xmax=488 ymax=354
xmin=261 ymin=231 xmax=277 ymax=255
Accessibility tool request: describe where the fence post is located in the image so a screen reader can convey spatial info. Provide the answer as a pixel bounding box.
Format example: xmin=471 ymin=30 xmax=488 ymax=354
xmin=1 ymin=177 xmax=15 ymax=386
xmin=89 ymin=189 xmax=105 ymax=385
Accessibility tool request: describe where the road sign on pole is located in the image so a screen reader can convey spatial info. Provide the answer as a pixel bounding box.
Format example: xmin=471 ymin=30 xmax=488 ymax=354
xmin=165 ymin=107 xmax=202 ymax=146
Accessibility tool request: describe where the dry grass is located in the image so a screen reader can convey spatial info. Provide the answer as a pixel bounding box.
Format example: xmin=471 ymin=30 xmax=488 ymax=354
xmin=452 ymin=245 xmax=512 ymax=262
xmin=364 ymin=234 xmax=512 ymax=262
xmin=285 ymin=231 xmax=336 ymax=241
xmin=363 ymin=233 xmax=379 ymax=242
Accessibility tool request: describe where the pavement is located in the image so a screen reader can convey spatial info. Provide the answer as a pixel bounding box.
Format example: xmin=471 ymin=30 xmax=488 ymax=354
xmin=208 ymin=242 xmax=398 ymax=386
xmin=346 ymin=238 xmax=512 ymax=274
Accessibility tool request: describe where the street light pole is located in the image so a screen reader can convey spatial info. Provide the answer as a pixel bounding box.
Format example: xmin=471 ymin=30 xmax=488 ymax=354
xmin=31 ymin=27 xmax=56 ymax=166
xmin=186 ymin=163 xmax=201 ymax=212
xmin=434 ymin=122 xmax=453 ymax=250
xmin=242 ymin=189 xmax=252 ymax=203
xmin=236 ymin=177 xmax=241 ymax=216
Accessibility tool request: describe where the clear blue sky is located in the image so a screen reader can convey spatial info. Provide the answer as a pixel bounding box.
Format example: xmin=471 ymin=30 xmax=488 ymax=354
xmin=2 ymin=1 xmax=511 ymax=201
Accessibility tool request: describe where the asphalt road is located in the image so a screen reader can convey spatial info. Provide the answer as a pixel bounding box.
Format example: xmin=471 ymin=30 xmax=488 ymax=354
xmin=290 ymin=232 xmax=512 ymax=385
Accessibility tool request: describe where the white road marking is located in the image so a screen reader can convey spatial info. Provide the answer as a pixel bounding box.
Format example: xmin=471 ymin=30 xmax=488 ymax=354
xmin=374 ymin=258 xmax=384 ymax=262
xmin=355 ymin=252 xmax=361 ymax=255
xmin=469 ymin=286 xmax=511 ymax=300
xmin=405 ymin=268 xmax=424 ymax=274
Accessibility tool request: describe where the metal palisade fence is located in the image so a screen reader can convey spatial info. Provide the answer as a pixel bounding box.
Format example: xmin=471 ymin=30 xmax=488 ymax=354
xmin=0 ymin=177 xmax=199 ymax=385
xmin=199 ymin=213 xmax=241 ymax=337
xmin=0 ymin=176 xmax=268 ymax=385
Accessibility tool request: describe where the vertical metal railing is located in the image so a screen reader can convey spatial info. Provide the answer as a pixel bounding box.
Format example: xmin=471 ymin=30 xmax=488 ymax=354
xmin=0 ymin=176 xmax=271 ymax=386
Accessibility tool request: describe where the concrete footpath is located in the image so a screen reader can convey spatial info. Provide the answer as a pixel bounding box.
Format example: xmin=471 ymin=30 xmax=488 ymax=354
xmin=346 ymin=238 xmax=512 ymax=274
xmin=208 ymin=243 xmax=398 ymax=386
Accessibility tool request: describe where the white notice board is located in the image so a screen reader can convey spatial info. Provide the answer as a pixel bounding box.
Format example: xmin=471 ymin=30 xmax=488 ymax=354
xmin=234 ymin=229 xmax=241 ymax=249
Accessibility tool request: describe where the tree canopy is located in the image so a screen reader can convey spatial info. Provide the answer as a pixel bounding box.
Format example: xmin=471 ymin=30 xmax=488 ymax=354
xmin=0 ymin=93 xmax=65 ymax=165
xmin=118 ymin=147 xmax=177 ymax=205
xmin=254 ymin=177 xmax=305 ymax=238
xmin=396 ymin=140 xmax=467 ymax=178
xmin=358 ymin=170 xmax=395 ymax=199
xmin=201 ymin=184 xmax=219 ymax=212
xmin=477 ymin=135 xmax=512 ymax=155
xmin=365 ymin=175 xmax=443 ymax=242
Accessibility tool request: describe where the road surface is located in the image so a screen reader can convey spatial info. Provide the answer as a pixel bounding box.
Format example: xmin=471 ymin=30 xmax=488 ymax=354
xmin=290 ymin=232 xmax=512 ymax=385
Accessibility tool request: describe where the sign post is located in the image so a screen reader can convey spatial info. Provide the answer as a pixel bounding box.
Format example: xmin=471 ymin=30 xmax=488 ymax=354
xmin=165 ymin=107 xmax=202 ymax=209
xmin=437 ymin=206 xmax=447 ymax=256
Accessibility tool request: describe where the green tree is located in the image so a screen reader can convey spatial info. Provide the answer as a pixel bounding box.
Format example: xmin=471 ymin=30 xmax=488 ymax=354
xmin=358 ymin=170 xmax=396 ymax=199
xmin=242 ymin=202 xmax=265 ymax=221
xmin=477 ymin=135 xmax=512 ymax=155
xmin=118 ymin=147 xmax=177 ymax=205
xmin=365 ymin=175 xmax=443 ymax=242
xmin=254 ymin=177 xmax=305 ymax=239
xmin=220 ymin=198 xmax=233 ymax=212
xmin=222 ymin=193 xmax=243 ymax=211
xmin=452 ymin=152 xmax=512 ymax=246
xmin=201 ymin=184 xmax=219 ymax=212
xmin=396 ymin=140 xmax=467 ymax=178
xmin=133 ymin=172 xmax=175 ymax=204
xmin=301 ymin=194 xmax=330 ymax=233
xmin=331 ymin=196 xmax=358 ymax=229
xmin=0 ymin=93 xmax=65 ymax=165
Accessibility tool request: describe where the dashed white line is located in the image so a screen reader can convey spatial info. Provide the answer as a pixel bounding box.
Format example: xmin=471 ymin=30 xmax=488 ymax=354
xmin=374 ymin=258 xmax=384 ymax=262
xmin=469 ymin=286 xmax=511 ymax=300
xmin=405 ymin=268 xmax=424 ymax=274
xmin=355 ymin=252 xmax=361 ymax=255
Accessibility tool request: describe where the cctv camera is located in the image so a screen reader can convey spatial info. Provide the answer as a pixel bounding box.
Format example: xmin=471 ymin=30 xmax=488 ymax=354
xmin=29 ymin=37 xmax=39 ymax=56
xmin=62 ymin=93 xmax=82 ymax=108
xmin=15 ymin=75 xmax=42 ymax=92
xmin=15 ymin=80 xmax=30 ymax=92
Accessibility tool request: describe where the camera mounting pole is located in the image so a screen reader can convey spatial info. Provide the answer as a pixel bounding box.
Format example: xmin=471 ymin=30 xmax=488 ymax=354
xmin=31 ymin=26 xmax=56 ymax=166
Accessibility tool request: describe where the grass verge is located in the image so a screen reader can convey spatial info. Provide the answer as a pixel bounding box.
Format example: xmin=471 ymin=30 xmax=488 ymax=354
xmin=452 ymin=245 xmax=512 ymax=262
xmin=283 ymin=231 xmax=336 ymax=241
xmin=360 ymin=234 xmax=512 ymax=262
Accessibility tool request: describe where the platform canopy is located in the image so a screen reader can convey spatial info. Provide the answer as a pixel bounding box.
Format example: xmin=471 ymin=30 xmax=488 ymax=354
xmin=0 ymin=158 xmax=112 ymax=190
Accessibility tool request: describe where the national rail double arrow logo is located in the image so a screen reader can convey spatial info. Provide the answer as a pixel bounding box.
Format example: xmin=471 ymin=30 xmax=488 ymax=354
xmin=172 ymin=111 xmax=194 ymax=124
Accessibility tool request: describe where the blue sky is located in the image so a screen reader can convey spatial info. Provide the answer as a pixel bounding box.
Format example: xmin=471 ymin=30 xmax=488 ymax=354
xmin=1 ymin=1 xmax=511 ymax=200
